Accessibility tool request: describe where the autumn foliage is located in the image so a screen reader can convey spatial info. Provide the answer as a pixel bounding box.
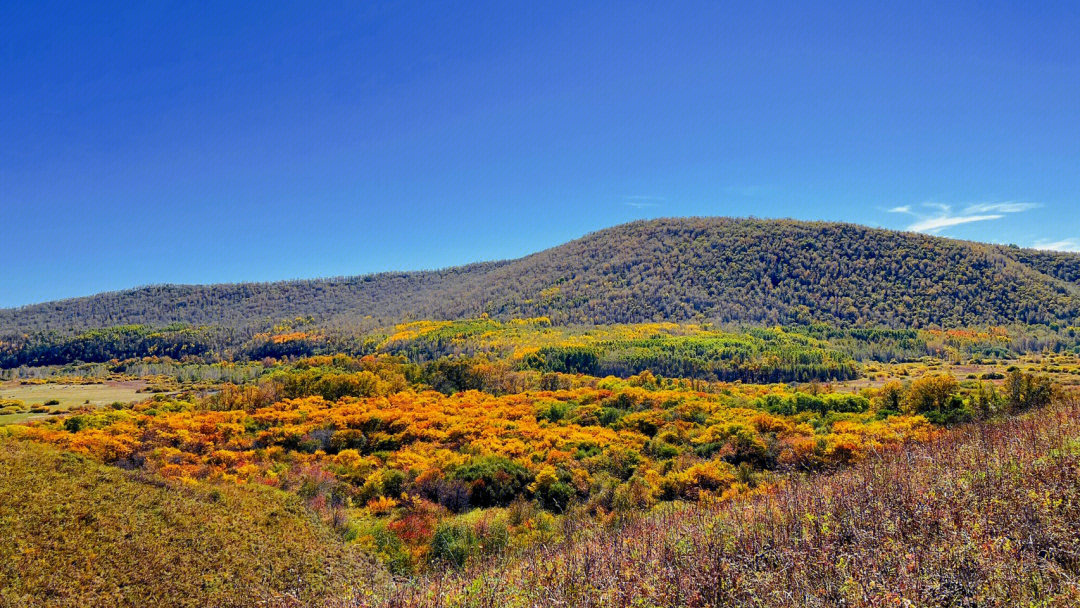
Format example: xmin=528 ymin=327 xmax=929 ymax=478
xmin=6 ymin=357 xmax=950 ymax=573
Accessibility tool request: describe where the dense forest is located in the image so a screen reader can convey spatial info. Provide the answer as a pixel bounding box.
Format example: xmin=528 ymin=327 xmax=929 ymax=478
xmin=3 ymin=218 xmax=1079 ymax=333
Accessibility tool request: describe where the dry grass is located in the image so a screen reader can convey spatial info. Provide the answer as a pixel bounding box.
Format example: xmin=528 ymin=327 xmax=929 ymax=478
xmin=0 ymin=439 xmax=388 ymax=608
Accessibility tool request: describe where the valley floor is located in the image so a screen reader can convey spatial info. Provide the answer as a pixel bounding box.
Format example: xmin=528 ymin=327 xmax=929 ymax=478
xmin=0 ymin=380 xmax=150 ymax=425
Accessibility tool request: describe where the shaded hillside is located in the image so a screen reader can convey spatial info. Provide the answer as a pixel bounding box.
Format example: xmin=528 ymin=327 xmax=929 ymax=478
xmin=1005 ymin=247 xmax=1080 ymax=284
xmin=3 ymin=218 xmax=1079 ymax=332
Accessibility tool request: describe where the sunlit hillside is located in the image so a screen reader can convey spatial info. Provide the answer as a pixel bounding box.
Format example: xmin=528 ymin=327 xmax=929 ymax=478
xmin=4 ymin=218 xmax=1080 ymax=333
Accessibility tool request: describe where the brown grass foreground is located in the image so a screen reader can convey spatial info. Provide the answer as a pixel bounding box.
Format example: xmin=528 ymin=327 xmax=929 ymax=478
xmin=371 ymin=395 xmax=1080 ymax=608
xmin=0 ymin=440 xmax=388 ymax=608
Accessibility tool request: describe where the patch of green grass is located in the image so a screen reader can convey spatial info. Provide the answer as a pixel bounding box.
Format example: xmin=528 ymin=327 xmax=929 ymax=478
xmin=0 ymin=412 xmax=39 ymax=425
xmin=0 ymin=382 xmax=146 ymax=410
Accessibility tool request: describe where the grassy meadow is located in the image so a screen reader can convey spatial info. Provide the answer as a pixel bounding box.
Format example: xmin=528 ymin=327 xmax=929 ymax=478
xmin=0 ymin=381 xmax=147 ymax=425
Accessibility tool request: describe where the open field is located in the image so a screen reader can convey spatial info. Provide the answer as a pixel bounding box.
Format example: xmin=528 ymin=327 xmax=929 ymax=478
xmin=0 ymin=381 xmax=147 ymax=425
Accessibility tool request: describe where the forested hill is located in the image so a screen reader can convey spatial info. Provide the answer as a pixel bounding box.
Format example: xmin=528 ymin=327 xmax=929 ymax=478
xmin=4 ymin=217 xmax=1080 ymax=332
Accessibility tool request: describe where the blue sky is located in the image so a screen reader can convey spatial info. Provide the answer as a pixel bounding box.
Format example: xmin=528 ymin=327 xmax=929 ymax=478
xmin=3 ymin=1 xmax=1079 ymax=308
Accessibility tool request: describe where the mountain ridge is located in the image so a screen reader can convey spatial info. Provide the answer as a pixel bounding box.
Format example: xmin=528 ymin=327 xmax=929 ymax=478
xmin=4 ymin=217 xmax=1080 ymax=332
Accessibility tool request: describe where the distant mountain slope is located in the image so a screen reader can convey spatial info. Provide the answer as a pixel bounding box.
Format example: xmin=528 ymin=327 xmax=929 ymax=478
xmin=0 ymin=262 xmax=508 ymax=333
xmin=3 ymin=218 xmax=1079 ymax=332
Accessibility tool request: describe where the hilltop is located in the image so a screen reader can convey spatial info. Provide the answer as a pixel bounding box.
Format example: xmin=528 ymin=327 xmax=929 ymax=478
xmin=3 ymin=218 xmax=1079 ymax=332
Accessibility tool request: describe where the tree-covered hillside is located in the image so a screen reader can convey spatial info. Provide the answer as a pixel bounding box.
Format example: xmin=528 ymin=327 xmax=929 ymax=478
xmin=3 ymin=218 xmax=1079 ymax=332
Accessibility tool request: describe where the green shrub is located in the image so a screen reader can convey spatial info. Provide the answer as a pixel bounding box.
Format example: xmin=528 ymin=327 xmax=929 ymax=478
xmin=430 ymin=514 xmax=510 ymax=567
xmin=450 ymin=456 xmax=532 ymax=508
xmin=63 ymin=416 xmax=87 ymax=432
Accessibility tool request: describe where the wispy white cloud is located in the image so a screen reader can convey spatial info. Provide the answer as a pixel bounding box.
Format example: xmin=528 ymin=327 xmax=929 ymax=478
xmin=1032 ymin=238 xmax=1080 ymax=252
xmin=888 ymin=201 xmax=1040 ymax=234
xmin=907 ymin=214 xmax=1004 ymax=233
xmin=964 ymin=202 xmax=1042 ymax=214
xmin=623 ymin=195 xmax=665 ymax=209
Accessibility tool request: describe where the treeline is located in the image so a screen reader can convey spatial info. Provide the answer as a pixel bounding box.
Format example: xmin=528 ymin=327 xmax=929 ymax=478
xmin=379 ymin=321 xmax=859 ymax=383
xmin=1 ymin=320 xmax=861 ymax=385
xmin=0 ymin=322 xmax=381 ymax=370
xmin=3 ymin=218 xmax=1080 ymax=332
xmin=6 ymin=318 xmax=1079 ymax=385
xmin=790 ymin=326 xmax=934 ymax=361
xmin=757 ymin=370 xmax=1053 ymax=425
xmin=780 ymin=323 xmax=1080 ymax=362
xmin=0 ymin=324 xmax=229 ymax=368
xmin=522 ymin=338 xmax=857 ymax=383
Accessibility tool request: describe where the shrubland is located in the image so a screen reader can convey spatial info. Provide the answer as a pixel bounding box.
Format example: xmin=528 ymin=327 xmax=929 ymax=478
xmin=380 ymin=393 xmax=1080 ymax=607
xmin=3 ymin=345 xmax=1056 ymax=578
